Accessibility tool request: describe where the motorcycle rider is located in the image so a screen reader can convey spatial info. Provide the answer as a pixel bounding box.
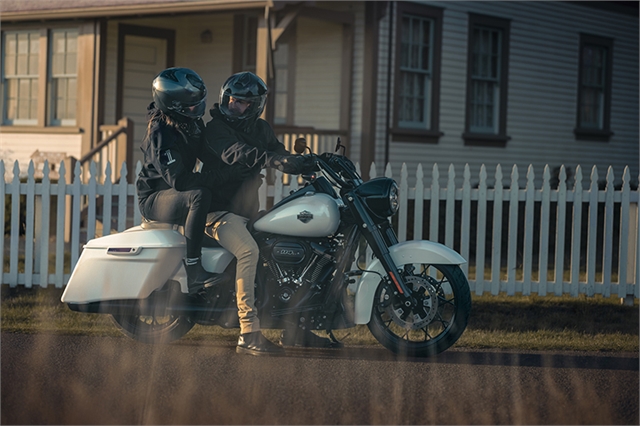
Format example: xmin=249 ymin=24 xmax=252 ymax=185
xmin=137 ymin=67 xmax=248 ymax=295
xmin=204 ymin=71 xmax=340 ymax=352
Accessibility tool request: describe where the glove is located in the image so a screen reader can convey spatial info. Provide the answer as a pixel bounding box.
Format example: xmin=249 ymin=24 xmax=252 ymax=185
xmin=269 ymin=154 xmax=315 ymax=175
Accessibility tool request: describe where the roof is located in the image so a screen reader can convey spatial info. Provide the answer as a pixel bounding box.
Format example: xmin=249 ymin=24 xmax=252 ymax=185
xmin=0 ymin=0 xmax=270 ymax=21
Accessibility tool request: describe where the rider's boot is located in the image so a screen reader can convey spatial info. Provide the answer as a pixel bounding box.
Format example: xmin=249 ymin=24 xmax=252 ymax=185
xmin=184 ymin=258 xmax=221 ymax=295
xmin=236 ymin=331 xmax=285 ymax=356
xmin=280 ymin=328 xmax=343 ymax=348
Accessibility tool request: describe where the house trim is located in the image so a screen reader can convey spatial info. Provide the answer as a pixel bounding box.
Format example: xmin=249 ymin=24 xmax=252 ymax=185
xmin=390 ymin=1 xmax=444 ymax=145
xmin=115 ymin=24 xmax=176 ymax=123
xmin=0 ymin=20 xmax=99 ymax=155
xmin=1 ymin=1 xmax=269 ymax=22
xmin=463 ymin=13 xmax=511 ymax=147
xmin=574 ymin=32 xmax=615 ymax=143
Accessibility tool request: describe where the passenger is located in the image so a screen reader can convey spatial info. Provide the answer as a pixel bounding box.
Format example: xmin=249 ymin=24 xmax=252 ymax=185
xmin=136 ymin=67 xmax=249 ymax=295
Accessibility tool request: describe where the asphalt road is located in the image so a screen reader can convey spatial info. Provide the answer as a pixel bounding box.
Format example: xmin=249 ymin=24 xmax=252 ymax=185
xmin=1 ymin=332 xmax=638 ymax=425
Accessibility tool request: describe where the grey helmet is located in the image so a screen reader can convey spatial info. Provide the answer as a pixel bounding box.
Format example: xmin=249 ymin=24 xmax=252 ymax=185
xmin=218 ymin=72 xmax=268 ymax=127
xmin=152 ymin=67 xmax=207 ymax=120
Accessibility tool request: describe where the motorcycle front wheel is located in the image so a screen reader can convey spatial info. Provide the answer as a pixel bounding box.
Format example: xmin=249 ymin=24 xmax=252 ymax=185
xmin=111 ymin=283 xmax=195 ymax=344
xmin=368 ymin=263 xmax=471 ymax=357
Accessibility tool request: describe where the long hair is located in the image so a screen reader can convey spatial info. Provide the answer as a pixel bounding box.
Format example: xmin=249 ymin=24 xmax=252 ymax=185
xmin=145 ymin=107 xmax=179 ymax=144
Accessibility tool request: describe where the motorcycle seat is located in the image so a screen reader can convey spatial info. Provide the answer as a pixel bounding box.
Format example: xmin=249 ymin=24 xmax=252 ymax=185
xmin=141 ymin=216 xmax=222 ymax=248
xmin=140 ymin=217 xmax=182 ymax=231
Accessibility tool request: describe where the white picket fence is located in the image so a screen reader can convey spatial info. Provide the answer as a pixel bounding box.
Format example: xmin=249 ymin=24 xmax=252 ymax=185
xmin=2 ymin=159 xmax=639 ymax=303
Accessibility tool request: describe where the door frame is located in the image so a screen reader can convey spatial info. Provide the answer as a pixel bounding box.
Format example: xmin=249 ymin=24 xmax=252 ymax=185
xmin=115 ymin=23 xmax=175 ymax=123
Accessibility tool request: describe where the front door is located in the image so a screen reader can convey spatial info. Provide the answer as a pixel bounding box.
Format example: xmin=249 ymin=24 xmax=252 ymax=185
xmin=118 ymin=24 xmax=174 ymax=171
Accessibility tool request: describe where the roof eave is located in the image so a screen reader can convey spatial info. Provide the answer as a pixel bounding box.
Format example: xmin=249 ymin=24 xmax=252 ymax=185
xmin=1 ymin=0 xmax=270 ymax=22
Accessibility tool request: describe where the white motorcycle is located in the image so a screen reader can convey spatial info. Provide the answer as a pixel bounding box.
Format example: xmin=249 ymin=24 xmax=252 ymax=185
xmin=62 ymin=139 xmax=471 ymax=357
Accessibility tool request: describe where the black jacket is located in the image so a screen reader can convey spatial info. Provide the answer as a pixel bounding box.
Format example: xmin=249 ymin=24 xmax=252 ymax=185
xmin=136 ymin=103 xmax=231 ymax=207
xmin=204 ymin=104 xmax=290 ymax=201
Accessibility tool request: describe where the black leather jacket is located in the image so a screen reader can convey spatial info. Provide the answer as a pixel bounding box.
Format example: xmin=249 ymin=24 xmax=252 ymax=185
xmin=204 ymin=104 xmax=290 ymax=201
xmin=136 ymin=103 xmax=230 ymax=207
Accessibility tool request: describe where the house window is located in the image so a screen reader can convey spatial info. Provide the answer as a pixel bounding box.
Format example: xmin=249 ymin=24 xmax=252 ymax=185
xmin=398 ymin=15 xmax=432 ymax=128
xmin=392 ymin=2 xmax=443 ymax=143
xmin=464 ymin=14 xmax=510 ymax=147
xmin=233 ymin=15 xmax=258 ymax=74
xmin=2 ymin=31 xmax=40 ymax=125
xmin=49 ymin=29 xmax=77 ymax=126
xmin=1 ymin=27 xmax=79 ymax=127
xmin=575 ymin=33 xmax=613 ymax=141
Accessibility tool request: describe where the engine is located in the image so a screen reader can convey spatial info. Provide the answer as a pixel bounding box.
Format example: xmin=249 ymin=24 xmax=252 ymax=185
xmin=258 ymin=236 xmax=338 ymax=311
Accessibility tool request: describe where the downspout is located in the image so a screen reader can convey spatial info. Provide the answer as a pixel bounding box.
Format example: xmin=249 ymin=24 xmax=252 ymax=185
xmin=384 ymin=1 xmax=394 ymax=167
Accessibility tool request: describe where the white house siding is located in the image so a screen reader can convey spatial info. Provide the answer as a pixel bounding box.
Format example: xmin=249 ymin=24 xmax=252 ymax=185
xmin=294 ymin=17 xmax=343 ymax=130
xmin=378 ymin=1 xmax=639 ymax=188
xmin=1 ymin=133 xmax=83 ymax=179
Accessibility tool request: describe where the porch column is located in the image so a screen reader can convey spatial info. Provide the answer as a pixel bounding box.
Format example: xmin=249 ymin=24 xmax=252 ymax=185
xmin=256 ymin=7 xmax=271 ymax=118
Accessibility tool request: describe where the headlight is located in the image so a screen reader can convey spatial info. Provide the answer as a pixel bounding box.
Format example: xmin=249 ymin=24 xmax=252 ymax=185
xmin=352 ymin=178 xmax=399 ymax=221
xmin=389 ymin=181 xmax=399 ymax=215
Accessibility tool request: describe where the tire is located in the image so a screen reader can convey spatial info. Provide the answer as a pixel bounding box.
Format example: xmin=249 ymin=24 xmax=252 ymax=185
xmin=368 ymin=263 xmax=471 ymax=357
xmin=111 ymin=283 xmax=195 ymax=344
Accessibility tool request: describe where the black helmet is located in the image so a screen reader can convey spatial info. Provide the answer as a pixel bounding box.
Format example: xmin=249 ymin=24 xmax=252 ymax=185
xmin=219 ymin=72 xmax=268 ymax=127
xmin=152 ymin=67 xmax=207 ymax=120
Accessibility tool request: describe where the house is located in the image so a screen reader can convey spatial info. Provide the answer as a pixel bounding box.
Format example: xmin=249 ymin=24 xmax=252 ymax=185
xmin=1 ymin=0 xmax=638 ymax=188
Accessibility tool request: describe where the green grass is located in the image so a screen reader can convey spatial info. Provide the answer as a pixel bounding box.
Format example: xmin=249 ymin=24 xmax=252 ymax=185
xmin=1 ymin=285 xmax=638 ymax=353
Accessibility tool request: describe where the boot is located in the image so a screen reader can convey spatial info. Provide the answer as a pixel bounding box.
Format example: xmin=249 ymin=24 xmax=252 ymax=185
xmin=184 ymin=258 xmax=222 ymax=295
xmin=280 ymin=328 xmax=343 ymax=348
xmin=236 ymin=331 xmax=285 ymax=356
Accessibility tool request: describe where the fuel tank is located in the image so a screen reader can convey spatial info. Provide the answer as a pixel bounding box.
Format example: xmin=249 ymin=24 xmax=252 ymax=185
xmin=253 ymin=192 xmax=340 ymax=237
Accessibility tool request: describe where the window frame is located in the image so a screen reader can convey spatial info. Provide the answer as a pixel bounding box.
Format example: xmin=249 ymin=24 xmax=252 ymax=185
xmin=391 ymin=2 xmax=443 ymax=144
xmin=463 ymin=13 xmax=511 ymax=147
xmin=574 ymin=33 xmax=614 ymax=142
xmin=1 ymin=23 xmax=81 ymax=131
xmin=48 ymin=28 xmax=78 ymax=127
xmin=1 ymin=30 xmax=41 ymax=126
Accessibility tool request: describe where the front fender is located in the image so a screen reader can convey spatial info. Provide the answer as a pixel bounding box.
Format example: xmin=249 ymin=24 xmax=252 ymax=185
xmin=353 ymin=240 xmax=466 ymax=324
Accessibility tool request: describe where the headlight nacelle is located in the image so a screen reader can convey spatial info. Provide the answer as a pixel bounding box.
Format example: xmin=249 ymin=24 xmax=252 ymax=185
xmin=353 ymin=178 xmax=399 ymax=221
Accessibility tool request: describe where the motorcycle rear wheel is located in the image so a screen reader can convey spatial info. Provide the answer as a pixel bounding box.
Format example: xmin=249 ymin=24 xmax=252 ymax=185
xmin=111 ymin=284 xmax=195 ymax=344
xmin=368 ymin=263 xmax=471 ymax=357
xmin=112 ymin=312 xmax=194 ymax=344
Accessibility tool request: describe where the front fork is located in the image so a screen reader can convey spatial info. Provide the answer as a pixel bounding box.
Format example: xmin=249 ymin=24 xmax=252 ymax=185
xmin=344 ymin=195 xmax=412 ymax=298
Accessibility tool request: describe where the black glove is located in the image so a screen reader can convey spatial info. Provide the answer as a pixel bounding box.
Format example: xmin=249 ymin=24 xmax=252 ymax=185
xmin=269 ymin=154 xmax=315 ymax=175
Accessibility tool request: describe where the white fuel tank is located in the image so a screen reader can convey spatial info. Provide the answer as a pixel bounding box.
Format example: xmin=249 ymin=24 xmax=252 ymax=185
xmin=253 ymin=192 xmax=340 ymax=237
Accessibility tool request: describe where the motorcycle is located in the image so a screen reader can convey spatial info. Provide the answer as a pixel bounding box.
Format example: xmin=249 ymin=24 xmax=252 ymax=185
xmin=62 ymin=138 xmax=471 ymax=357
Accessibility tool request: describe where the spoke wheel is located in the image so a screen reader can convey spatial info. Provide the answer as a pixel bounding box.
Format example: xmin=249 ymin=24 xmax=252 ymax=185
xmin=368 ymin=263 xmax=471 ymax=357
xmin=111 ymin=284 xmax=194 ymax=344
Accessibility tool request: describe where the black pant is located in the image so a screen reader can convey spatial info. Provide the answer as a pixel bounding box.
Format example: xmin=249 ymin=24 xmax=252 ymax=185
xmin=139 ymin=187 xmax=212 ymax=259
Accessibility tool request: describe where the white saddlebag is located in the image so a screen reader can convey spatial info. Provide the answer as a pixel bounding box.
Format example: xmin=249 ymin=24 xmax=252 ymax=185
xmin=61 ymin=226 xmax=186 ymax=304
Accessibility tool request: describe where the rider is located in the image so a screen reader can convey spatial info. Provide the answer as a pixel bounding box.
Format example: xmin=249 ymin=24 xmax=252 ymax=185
xmin=204 ymin=71 xmax=339 ymax=352
xmin=136 ymin=67 xmax=247 ymax=295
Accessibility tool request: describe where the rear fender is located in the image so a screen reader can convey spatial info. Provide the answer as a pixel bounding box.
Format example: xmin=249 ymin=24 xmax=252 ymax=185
xmin=353 ymin=240 xmax=466 ymax=324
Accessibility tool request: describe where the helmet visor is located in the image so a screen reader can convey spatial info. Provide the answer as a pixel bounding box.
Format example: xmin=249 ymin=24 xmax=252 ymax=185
xmin=176 ymin=97 xmax=207 ymax=119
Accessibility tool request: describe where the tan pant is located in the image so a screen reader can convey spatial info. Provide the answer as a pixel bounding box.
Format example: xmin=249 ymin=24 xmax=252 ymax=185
xmin=228 ymin=173 xmax=263 ymax=221
xmin=206 ymin=212 xmax=260 ymax=334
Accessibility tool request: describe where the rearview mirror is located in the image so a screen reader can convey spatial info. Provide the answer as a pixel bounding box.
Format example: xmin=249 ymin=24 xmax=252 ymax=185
xmin=293 ymin=138 xmax=307 ymax=154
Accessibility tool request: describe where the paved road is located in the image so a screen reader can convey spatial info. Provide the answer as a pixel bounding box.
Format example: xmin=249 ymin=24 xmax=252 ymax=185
xmin=2 ymin=332 xmax=638 ymax=425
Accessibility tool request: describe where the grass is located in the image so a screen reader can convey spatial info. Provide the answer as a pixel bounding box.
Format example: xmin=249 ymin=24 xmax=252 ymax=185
xmin=1 ymin=285 xmax=638 ymax=353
